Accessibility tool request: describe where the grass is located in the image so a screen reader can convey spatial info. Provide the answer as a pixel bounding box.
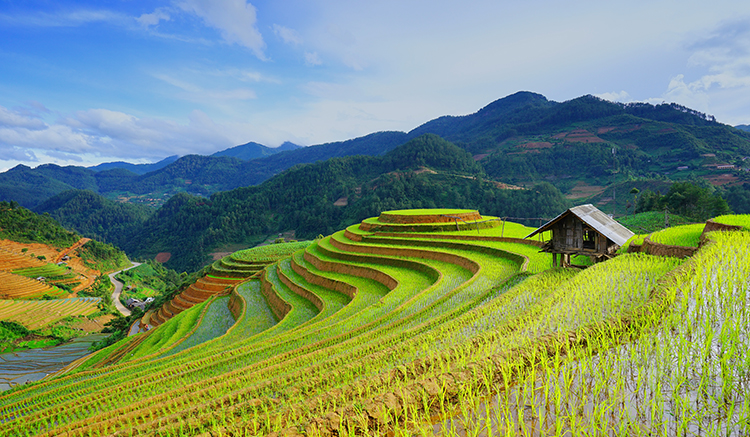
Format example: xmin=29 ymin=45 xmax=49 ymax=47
xmin=712 ymin=213 xmax=750 ymax=229
xmin=650 ymin=223 xmax=705 ymax=247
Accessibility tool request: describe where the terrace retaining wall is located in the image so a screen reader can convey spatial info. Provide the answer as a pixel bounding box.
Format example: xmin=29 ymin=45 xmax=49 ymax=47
xmin=277 ymin=266 xmax=325 ymax=312
xmin=345 ymin=229 xmax=542 ymax=248
xmin=304 ymin=250 xmax=398 ymax=291
xmin=378 ymin=210 xmax=481 ymax=224
xmin=360 ymin=234 xmax=530 ymax=271
xmin=701 ymin=219 xmax=742 ymax=243
xmin=359 ymin=219 xmax=499 ymax=234
xmin=330 ymin=235 xmax=480 ymax=275
xmin=291 ymin=256 xmax=358 ymax=300
xmin=260 ymin=270 xmax=292 ymax=321
xmin=228 ymin=289 xmax=244 ymax=320
xmin=630 ymin=235 xmax=698 ymax=258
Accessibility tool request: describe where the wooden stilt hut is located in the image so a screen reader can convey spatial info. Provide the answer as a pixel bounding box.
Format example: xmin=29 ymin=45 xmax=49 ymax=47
xmin=525 ymin=204 xmax=634 ymax=267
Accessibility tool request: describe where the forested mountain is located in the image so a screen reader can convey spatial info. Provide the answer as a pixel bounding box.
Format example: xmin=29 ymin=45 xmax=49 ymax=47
xmin=34 ymin=190 xmax=152 ymax=248
xmin=121 ymin=135 xmax=569 ymax=272
xmin=0 ymin=132 xmax=409 ymax=209
xmin=4 ymin=92 xmax=750 ymax=212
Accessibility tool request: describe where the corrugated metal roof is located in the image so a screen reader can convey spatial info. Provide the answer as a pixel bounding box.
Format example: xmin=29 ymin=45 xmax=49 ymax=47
xmin=525 ymin=204 xmax=634 ymax=246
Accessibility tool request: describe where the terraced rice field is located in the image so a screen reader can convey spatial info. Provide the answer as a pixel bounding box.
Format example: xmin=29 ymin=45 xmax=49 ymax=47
xmin=0 ymin=271 xmax=68 ymax=300
xmin=0 ymin=210 xmax=746 ymax=437
xmin=0 ymin=297 xmax=101 ymax=330
xmin=148 ymin=241 xmax=312 ymax=327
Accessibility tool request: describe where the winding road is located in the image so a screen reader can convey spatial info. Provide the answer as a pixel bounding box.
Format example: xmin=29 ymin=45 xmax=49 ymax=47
xmin=108 ymin=261 xmax=142 ymax=317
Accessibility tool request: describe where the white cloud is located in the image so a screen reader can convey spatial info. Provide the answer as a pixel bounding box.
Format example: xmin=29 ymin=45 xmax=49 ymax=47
xmin=646 ymin=19 xmax=750 ymax=123
xmin=0 ymin=102 xmax=289 ymax=167
xmin=272 ymin=24 xmax=301 ymax=45
xmin=0 ymin=9 xmax=126 ymax=27
xmin=152 ymin=73 xmax=258 ymax=102
xmin=137 ymin=8 xmax=171 ymax=27
xmin=595 ymin=91 xmax=631 ymax=103
xmin=0 ymin=106 xmax=46 ymax=130
xmin=176 ymin=0 xmax=266 ymax=59
xmin=304 ymin=51 xmax=322 ymax=66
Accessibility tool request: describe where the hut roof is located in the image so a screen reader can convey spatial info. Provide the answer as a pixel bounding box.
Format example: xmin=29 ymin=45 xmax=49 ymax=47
xmin=525 ymin=204 xmax=634 ymax=246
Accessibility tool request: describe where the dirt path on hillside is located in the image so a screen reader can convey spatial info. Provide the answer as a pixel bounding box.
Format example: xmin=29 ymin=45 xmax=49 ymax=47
xmin=54 ymin=238 xmax=91 ymax=263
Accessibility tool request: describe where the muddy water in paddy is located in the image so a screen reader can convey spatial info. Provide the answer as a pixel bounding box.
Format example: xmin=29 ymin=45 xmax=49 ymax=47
xmin=0 ymin=334 xmax=104 ymax=391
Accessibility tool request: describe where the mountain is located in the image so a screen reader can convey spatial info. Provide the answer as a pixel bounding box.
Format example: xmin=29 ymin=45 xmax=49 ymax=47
xmin=211 ymin=141 xmax=302 ymax=160
xmin=3 ymin=91 xmax=750 ymax=215
xmin=121 ymin=134 xmax=569 ymax=272
xmin=0 ymin=131 xmax=409 ymax=209
xmin=88 ymin=155 xmax=179 ymax=175
xmin=736 ymin=124 xmax=750 ymax=132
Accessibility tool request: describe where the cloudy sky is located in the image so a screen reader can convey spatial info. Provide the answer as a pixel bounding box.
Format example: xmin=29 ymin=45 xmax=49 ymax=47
xmin=1 ymin=0 xmax=750 ymax=171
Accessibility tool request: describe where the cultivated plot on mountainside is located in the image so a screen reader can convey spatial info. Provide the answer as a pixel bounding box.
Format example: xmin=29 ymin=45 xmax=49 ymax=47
xmin=0 ymin=210 xmax=746 ymax=436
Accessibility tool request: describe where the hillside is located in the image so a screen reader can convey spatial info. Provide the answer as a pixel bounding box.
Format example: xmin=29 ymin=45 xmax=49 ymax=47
xmin=34 ymin=190 xmax=153 ymax=248
xmin=120 ymin=135 xmax=570 ymax=272
xmin=0 ymin=210 xmax=746 ymax=436
xmin=0 ymin=201 xmax=133 ymax=356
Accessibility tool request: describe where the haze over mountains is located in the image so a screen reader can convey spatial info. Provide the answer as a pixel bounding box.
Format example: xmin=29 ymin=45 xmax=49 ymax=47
xmin=3 ymin=91 xmax=750 ymax=271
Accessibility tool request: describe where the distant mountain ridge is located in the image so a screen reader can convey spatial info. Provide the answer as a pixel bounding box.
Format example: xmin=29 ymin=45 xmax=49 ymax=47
xmin=2 ymin=91 xmax=750 ymax=211
xmin=88 ymin=155 xmax=179 ymax=175
xmin=211 ymin=141 xmax=302 ymax=160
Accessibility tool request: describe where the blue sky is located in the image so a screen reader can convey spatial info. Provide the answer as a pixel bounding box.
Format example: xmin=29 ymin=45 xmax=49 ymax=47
xmin=1 ymin=0 xmax=750 ymax=171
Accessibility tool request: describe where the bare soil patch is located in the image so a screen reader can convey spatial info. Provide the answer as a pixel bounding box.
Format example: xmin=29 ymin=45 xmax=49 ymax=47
xmin=472 ymin=153 xmax=489 ymax=161
xmin=565 ymin=181 xmax=606 ymax=200
xmin=155 ymin=252 xmax=171 ymax=263
xmin=333 ymin=197 xmax=348 ymax=207
xmin=705 ymin=173 xmax=739 ymax=186
xmin=209 ymin=251 xmax=233 ymax=261
xmin=552 ymin=129 xmax=605 ymax=143
xmin=414 ymin=167 xmax=437 ymax=175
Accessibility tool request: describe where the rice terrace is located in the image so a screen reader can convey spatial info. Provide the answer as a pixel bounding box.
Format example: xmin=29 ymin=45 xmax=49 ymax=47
xmin=0 ymin=207 xmax=749 ymax=437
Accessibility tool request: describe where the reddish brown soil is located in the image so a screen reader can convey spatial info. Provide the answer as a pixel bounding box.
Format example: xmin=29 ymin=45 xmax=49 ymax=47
xmin=472 ymin=153 xmax=489 ymax=161
xmin=155 ymin=252 xmax=171 ymax=263
xmin=704 ymin=173 xmax=739 ymax=186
